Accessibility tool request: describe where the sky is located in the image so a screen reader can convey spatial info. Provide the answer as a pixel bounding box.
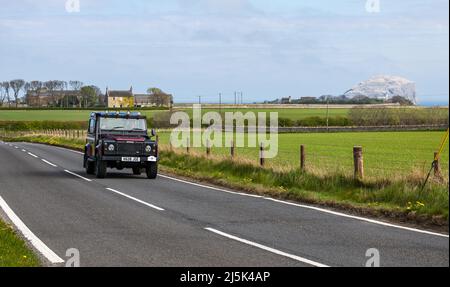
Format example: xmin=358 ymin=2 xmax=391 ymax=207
xmin=0 ymin=0 xmax=448 ymax=104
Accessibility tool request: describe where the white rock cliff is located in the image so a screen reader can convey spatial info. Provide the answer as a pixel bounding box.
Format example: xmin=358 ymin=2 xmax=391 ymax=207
xmin=344 ymin=75 xmax=417 ymax=104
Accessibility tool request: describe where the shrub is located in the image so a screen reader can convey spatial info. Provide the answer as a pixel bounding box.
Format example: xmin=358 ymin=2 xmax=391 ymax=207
xmin=0 ymin=121 xmax=87 ymax=131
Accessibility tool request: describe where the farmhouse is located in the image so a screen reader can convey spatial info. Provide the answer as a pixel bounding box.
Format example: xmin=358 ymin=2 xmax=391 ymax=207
xmin=106 ymin=87 xmax=134 ymax=108
xmin=26 ymin=88 xmax=81 ymax=107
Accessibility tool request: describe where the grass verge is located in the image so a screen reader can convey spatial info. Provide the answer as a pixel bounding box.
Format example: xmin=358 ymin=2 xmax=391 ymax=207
xmin=0 ymin=219 xmax=40 ymax=267
xmin=2 ymin=135 xmax=448 ymax=231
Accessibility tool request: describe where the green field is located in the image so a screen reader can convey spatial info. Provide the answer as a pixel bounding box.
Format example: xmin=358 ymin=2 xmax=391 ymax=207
xmin=0 ymin=108 xmax=349 ymax=122
xmin=157 ymin=131 xmax=449 ymax=178
xmin=0 ymin=110 xmax=167 ymax=121
xmin=185 ymin=108 xmax=349 ymax=121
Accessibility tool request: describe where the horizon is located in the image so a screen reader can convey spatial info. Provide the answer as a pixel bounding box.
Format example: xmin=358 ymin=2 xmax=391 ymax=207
xmin=0 ymin=0 xmax=448 ymax=105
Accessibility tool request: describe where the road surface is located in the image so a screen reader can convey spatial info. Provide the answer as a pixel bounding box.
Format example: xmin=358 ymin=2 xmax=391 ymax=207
xmin=0 ymin=141 xmax=448 ymax=267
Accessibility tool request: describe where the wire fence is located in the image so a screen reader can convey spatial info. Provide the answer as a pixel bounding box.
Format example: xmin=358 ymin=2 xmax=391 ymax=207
xmin=1 ymin=129 xmax=448 ymax=182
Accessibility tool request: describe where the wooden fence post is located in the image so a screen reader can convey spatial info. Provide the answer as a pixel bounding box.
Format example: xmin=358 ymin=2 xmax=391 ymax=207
xmin=259 ymin=143 xmax=265 ymax=167
xmin=186 ymin=137 xmax=190 ymax=154
xmin=353 ymin=146 xmax=364 ymax=179
xmin=300 ymin=145 xmax=306 ymax=172
xmin=434 ymin=151 xmax=442 ymax=178
xmin=230 ymin=140 xmax=235 ymax=159
xmin=206 ymin=139 xmax=211 ymax=156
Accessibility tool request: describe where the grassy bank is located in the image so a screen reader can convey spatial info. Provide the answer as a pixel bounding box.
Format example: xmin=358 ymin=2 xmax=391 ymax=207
xmin=2 ymin=134 xmax=448 ymax=228
xmin=0 ymin=219 xmax=40 ymax=267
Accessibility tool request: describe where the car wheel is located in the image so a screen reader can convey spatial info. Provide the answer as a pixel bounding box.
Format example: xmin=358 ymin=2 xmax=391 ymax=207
xmin=146 ymin=162 xmax=158 ymax=179
xmin=84 ymin=154 xmax=95 ymax=175
xmin=96 ymin=159 xmax=107 ymax=178
xmin=132 ymin=167 xmax=142 ymax=175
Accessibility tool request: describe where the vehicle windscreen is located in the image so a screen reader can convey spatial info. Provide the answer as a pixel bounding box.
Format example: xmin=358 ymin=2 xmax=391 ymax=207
xmin=99 ymin=117 xmax=147 ymax=132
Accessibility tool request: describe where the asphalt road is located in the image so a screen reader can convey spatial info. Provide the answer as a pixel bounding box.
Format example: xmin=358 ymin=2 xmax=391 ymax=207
xmin=0 ymin=141 xmax=448 ymax=267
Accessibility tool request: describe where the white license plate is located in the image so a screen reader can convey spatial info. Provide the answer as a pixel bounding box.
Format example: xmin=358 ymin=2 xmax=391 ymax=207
xmin=121 ymin=157 xmax=140 ymax=162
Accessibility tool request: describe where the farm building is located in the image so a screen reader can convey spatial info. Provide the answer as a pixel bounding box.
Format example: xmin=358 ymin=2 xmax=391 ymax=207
xmin=106 ymin=87 xmax=134 ymax=108
xmin=26 ymin=88 xmax=81 ymax=107
xmin=134 ymin=93 xmax=173 ymax=108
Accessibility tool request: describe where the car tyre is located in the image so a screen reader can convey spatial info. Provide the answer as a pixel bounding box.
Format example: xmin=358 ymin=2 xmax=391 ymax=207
xmin=96 ymin=159 xmax=107 ymax=178
xmin=146 ymin=162 xmax=157 ymax=179
xmin=84 ymin=154 xmax=95 ymax=175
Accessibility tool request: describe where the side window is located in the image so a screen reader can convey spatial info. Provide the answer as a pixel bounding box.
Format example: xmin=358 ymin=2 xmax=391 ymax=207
xmin=89 ymin=119 xmax=96 ymax=134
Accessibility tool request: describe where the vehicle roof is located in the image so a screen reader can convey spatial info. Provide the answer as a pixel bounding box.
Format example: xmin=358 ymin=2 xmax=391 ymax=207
xmin=90 ymin=111 xmax=147 ymax=119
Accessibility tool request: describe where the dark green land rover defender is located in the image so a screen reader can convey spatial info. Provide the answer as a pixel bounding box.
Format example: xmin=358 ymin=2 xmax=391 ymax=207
xmin=83 ymin=112 xmax=158 ymax=179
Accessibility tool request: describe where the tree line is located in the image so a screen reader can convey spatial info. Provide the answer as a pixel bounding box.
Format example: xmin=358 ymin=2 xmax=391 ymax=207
xmin=0 ymin=79 xmax=102 ymax=108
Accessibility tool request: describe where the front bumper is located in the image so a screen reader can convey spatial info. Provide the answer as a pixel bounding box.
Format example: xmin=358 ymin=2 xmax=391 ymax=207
xmin=101 ymin=155 xmax=158 ymax=163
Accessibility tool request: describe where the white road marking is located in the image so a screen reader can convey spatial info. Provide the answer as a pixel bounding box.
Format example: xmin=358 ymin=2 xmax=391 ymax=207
xmin=205 ymin=227 xmax=329 ymax=267
xmin=22 ymin=149 xmax=27 ymax=152
xmin=0 ymin=196 xmax=64 ymax=264
xmin=42 ymin=159 xmax=58 ymax=167
xmin=265 ymin=198 xmax=449 ymax=238
xmin=159 ymin=174 xmax=263 ymax=198
xmin=14 ymin=146 xmax=19 ymax=149
xmin=55 ymin=146 xmax=84 ymax=155
xmin=64 ymin=170 xmax=92 ymax=182
xmin=23 ymin=144 xmax=449 ymax=238
xmin=27 ymin=152 xmax=38 ymax=158
xmin=161 ymin=174 xmax=449 ymax=238
xmin=106 ymin=188 xmax=165 ymax=211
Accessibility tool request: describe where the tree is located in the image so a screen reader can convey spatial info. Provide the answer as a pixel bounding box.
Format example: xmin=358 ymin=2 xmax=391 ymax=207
xmin=0 ymin=82 xmax=6 ymax=106
xmin=69 ymin=81 xmax=83 ymax=91
xmin=22 ymin=82 xmax=31 ymax=105
xmin=88 ymin=85 xmax=102 ymax=106
xmin=146 ymin=87 xmax=171 ymax=107
xmin=1 ymin=82 xmax=11 ymax=107
xmin=29 ymin=81 xmax=43 ymax=107
xmin=44 ymin=81 xmax=58 ymax=107
xmin=54 ymin=80 xmax=67 ymax=107
xmin=9 ymin=79 xmax=25 ymax=107
xmin=80 ymin=86 xmax=98 ymax=108
xmin=147 ymin=87 xmax=163 ymax=95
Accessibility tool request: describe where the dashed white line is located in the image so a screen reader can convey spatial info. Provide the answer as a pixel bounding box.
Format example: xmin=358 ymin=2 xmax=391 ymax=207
xmin=159 ymin=174 xmax=263 ymax=198
xmin=64 ymin=170 xmax=92 ymax=182
xmin=106 ymin=188 xmax=165 ymax=211
xmin=54 ymin=146 xmax=84 ymax=155
xmin=0 ymin=196 xmax=64 ymax=264
xmin=22 ymin=149 xmax=27 ymax=152
xmin=41 ymin=159 xmax=58 ymax=167
xmin=205 ymin=227 xmax=329 ymax=267
xmin=27 ymin=152 xmax=38 ymax=158
xmin=161 ymin=174 xmax=449 ymax=238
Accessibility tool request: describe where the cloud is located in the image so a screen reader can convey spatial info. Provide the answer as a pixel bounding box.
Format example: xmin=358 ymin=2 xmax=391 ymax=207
xmin=0 ymin=0 xmax=448 ymax=102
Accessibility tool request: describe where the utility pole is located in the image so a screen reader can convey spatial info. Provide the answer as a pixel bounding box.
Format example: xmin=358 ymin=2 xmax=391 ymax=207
xmin=326 ymin=96 xmax=330 ymax=132
xmin=234 ymin=92 xmax=237 ymax=105
xmin=198 ymin=95 xmax=201 ymax=105
xmin=219 ymin=92 xmax=222 ymax=113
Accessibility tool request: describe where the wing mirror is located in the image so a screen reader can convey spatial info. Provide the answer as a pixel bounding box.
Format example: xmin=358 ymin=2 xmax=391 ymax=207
xmin=150 ymin=129 xmax=156 ymax=137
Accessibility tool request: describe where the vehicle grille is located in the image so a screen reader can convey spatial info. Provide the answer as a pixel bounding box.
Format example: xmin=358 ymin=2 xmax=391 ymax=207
xmin=117 ymin=142 xmax=144 ymax=155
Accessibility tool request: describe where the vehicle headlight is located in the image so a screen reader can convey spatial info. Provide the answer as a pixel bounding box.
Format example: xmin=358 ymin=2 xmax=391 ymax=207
xmin=145 ymin=145 xmax=152 ymax=153
xmin=108 ymin=144 xmax=115 ymax=152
